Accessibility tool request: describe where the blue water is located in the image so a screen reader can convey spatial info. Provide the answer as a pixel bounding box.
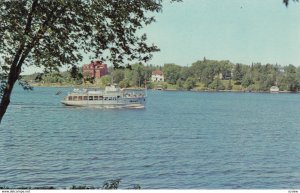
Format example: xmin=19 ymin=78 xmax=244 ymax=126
xmin=1 ymin=86 xmax=300 ymax=189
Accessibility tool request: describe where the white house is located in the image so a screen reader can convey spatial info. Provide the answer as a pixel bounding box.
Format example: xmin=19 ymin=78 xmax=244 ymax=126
xmin=151 ymin=70 xmax=164 ymax=82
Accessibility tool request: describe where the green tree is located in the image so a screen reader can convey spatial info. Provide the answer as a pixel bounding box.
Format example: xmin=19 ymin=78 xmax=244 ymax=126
xmin=279 ymin=65 xmax=300 ymax=92
xmin=119 ymin=79 xmax=130 ymax=88
xmin=180 ymin=66 xmax=194 ymax=81
xmin=241 ymin=71 xmax=254 ymax=88
xmin=111 ymin=69 xmax=125 ymax=84
xmin=43 ymin=72 xmax=63 ymax=83
xmin=124 ymin=69 xmax=134 ymax=87
xmin=191 ymin=59 xmax=220 ymax=86
xmin=284 ymin=64 xmax=296 ymax=74
xmin=201 ymin=67 xmax=215 ymax=87
xmin=163 ymin=63 xmax=181 ymax=84
xmin=232 ymin=63 xmax=245 ymax=83
xmin=190 ymin=60 xmax=207 ymax=81
xmin=227 ymin=79 xmax=233 ymax=90
xmin=83 ymin=73 xmax=94 ymax=84
xmin=184 ymin=77 xmax=197 ymax=90
xmin=219 ymin=60 xmax=234 ymax=79
xmin=131 ymin=63 xmax=146 ymax=87
xmin=69 ymin=65 xmax=83 ymax=85
xmin=176 ymin=79 xmax=184 ymax=89
xmin=257 ymin=73 xmax=276 ymax=91
xmin=208 ymin=77 xmax=225 ymax=91
xmin=100 ymin=75 xmax=111 ymax=87
xmin=0 ymin=0 xmax=173 ymax=123
xmin=285 ymin=75 xmax=299 ymax=92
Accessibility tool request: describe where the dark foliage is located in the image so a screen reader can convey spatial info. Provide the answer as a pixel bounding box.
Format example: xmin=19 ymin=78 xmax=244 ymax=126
xmin=102 ymin=179 xmax=121 ymax=189
xmin=284 ymin=0 xmax=299 ymax=6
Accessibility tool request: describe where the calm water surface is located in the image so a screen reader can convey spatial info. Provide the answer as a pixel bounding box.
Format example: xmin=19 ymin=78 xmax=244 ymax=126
xmin=1 ymin=86 xmax=300 ymax=189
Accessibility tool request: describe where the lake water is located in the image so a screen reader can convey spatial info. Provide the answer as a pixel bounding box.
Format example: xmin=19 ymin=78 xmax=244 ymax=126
xmin=1 ymin=86 xmax=300 ymax=189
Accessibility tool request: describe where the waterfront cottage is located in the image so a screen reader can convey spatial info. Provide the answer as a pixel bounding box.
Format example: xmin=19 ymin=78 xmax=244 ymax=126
xmin=151 ymin=70 xmax=164 ymax=82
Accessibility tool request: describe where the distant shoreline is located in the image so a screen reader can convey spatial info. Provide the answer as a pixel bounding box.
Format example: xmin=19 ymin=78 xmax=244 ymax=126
xmin=164 ymin=89 xmax=297 ymax=93
xmin=29 ymin=83 xmax=299 ymax=93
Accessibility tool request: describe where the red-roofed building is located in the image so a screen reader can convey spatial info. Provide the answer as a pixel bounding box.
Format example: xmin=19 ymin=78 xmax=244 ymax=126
xmin=151 ymin=70 xmax=164 ymax=82
xmin=82 ymin=59 xmax=108 ymax=79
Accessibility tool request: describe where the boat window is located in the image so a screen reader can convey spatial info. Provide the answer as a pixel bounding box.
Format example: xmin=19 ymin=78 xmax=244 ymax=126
xmin=89 ymin=96 xmax=93 ymax=100
xmin=117 ymin=96 xmax=120 ymax=98
xmin=83 ymin=96 xmax=88 ymax=100
xmin=99 ymin=96 xmax=103 ymax=100
xmin=104 ymin=97 xmax=108 ymax=100
xmin=78 ymin=96 xmax=82 ymax=101
xmin=68 ymin=96 xmax=72 ymax=101
xmin=108 ymin=97 xmax=112 ymax=100
xmin=73 ymin=96 xmax=78 ymax=101
xmin=94 ymin=96 xmax=99 ymax=100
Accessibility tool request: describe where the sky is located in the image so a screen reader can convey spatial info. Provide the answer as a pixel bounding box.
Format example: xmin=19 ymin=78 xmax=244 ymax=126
xmin=142 ymin=0 xmax=300 ymax=67
xmin=24 ymin=0 xmax=300 ymax=74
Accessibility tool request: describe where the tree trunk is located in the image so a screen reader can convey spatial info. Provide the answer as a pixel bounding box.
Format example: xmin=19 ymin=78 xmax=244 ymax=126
xmin=0 ymin=67 xmax=19 ymax=123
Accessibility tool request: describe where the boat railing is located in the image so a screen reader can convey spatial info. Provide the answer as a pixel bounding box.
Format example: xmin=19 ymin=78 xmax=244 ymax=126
xmin=124 ymin=91 xmax=146 ymax=98
xmin=68 ymin=87 xmax=146 ymax=98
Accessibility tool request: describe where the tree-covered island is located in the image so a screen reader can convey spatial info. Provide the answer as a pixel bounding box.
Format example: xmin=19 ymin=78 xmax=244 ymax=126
xmin=23 ymin=58 xmax=300 ymax=93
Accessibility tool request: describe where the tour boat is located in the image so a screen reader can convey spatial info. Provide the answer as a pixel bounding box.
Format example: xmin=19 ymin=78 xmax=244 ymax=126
xmin=61 ymin=84 xmax=146 ymax=108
